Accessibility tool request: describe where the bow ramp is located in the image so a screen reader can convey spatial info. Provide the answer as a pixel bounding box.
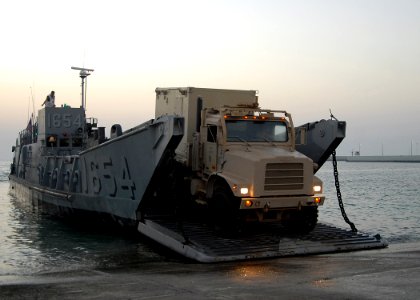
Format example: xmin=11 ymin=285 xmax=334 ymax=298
xmin=138 ymin=217 xmax=388 ymax=263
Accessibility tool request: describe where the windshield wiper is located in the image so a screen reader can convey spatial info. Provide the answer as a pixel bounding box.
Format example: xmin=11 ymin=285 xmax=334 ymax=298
xmin=262 ymin=136 xmax=276 ymax=146
xmin=228 ymin=136 xmax=251 ymax=146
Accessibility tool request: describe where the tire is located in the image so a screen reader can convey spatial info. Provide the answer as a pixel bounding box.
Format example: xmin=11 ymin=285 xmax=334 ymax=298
xmin=282 ymin=207 xmax=318 ymax=234
xmin=209 ymin=183 xmax=240 ymax=232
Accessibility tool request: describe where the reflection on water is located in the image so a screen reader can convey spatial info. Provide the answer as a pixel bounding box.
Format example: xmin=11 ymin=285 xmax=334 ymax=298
xmin=1 ymin=161 xmax=420 ymax=276
xmin=0 ymin=180 xmax=177 ymax=276
xmin=228 ymin=263 xmax=284 ymax=281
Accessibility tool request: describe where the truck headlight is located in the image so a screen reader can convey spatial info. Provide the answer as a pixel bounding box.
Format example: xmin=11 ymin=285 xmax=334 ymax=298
xmin=240 ymin=187 xmax=249 ymax=195
xmin=313 ymin=185 xmax=322 ymax=193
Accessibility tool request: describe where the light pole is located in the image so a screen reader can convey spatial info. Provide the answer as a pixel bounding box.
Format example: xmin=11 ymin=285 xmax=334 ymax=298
xmin=71 ymin=66 xmax=94 ymax=110
xmin=411 ymin=140 xmax=414 ymax=156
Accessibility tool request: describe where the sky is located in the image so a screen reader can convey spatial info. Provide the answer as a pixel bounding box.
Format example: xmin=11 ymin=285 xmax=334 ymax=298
xmin=1 ymin=0 xmax=420 ymax=160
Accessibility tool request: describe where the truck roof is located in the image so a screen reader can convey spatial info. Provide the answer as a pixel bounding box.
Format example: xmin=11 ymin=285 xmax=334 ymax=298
xmin=155 ymin=87 xmax=257 ymax=94
xmin=155 ymin=87 xmax=259 ymax=164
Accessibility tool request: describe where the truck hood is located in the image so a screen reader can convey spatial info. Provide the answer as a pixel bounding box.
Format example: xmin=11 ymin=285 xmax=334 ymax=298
xmin=223 ymin=144 xmax=311 ymax=163
xmin=220 ymin=144 xmax=314 ymax=197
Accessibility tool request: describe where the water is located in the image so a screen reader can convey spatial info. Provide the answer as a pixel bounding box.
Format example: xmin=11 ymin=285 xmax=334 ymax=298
xmin=317 ymin=161 xmax=420 ymax=243
xmin=0 ymin=161 xmax=170 ymax=277
xmin=1 ymin=160 xmax=420 ymax=276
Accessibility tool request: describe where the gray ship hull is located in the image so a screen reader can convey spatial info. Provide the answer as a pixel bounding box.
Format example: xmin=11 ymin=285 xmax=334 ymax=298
xmin=10 ymin=114 xmax=184 ymax=226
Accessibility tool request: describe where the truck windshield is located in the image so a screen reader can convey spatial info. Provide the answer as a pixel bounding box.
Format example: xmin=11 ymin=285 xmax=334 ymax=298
xmin=226 ymin=120 xmax=288 ymax=142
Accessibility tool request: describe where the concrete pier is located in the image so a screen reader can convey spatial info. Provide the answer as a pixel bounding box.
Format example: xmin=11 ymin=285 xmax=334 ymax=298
xmin=1 ymin=242 xmax=420 ymax=299
xmin=334 ymin=155 xmax=420 ymax=163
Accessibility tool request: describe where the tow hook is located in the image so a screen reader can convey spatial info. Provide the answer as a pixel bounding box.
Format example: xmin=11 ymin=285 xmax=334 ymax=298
xmin=263 ymin=203 xmax=270 ymax=213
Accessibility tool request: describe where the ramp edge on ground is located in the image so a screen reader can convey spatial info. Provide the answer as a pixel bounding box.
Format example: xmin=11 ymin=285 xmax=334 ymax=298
xmin=138 ymin=219 xmax=388 ymax=263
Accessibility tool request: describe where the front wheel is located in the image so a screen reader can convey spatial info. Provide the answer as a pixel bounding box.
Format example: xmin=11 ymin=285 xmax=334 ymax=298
xmin=281 ymin=207 xmax=318 ymax=234
xmin=208 ymin=184 xmax=240 ymax=232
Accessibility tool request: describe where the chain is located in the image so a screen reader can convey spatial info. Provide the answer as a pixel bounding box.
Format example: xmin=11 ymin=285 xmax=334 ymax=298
xmin=332 ymin=150 xmax=358 ymax=233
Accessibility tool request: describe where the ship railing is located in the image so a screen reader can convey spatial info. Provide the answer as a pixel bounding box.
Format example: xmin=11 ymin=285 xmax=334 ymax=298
xmin=19 ymin=129 xmax=33 ymax=146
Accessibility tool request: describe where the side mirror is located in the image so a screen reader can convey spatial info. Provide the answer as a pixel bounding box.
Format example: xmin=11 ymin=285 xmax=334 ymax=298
xmin=12 ymin=146 xmax=16 ymax=152
xmin=295 ymin=127 xmax=307 ymax=146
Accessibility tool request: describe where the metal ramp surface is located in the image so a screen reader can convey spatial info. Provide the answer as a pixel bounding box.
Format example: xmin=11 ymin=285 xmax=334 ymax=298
xmin=138 ymin=218 xmax=388 ymax=263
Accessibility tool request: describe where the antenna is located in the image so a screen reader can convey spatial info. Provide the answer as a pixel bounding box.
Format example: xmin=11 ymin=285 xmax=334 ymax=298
xmin=71 ymin=66 xmax=94 ymax=109
xmin=30 ymin=86 xmax=35 ymax=117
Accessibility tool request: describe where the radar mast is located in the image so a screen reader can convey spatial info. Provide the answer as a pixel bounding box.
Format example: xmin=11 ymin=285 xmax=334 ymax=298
xmin=71 ymin=66 xmax=94 ymax=109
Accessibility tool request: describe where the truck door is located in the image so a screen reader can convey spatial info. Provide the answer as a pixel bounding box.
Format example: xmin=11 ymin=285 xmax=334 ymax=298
xmin=203 ymin=125 xmax=218 ymax=174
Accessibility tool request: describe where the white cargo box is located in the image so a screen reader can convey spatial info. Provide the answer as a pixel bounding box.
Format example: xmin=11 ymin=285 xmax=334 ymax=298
xmin=155 ymin=87 xmax=258 ymax=165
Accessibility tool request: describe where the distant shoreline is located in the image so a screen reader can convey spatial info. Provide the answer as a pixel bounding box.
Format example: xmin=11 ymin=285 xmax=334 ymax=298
xmin=334 ymin=155 xmax=420 ymax=163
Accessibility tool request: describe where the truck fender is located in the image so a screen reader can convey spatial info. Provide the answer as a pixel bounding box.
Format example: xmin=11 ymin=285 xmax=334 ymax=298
xmin=206 ymin=174 xmax=233 ymax=199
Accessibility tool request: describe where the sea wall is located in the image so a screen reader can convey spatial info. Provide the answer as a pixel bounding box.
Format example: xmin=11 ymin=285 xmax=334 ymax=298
xmin=334 ymin=155 xmax=420 ymax=163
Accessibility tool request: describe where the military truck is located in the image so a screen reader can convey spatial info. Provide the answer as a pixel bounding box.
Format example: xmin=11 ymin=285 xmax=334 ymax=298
xmin=154 ymin=87 xmax=324 ymax=232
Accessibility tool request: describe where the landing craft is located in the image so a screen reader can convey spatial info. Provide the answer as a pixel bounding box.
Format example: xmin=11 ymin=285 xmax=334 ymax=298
xmin=9 ymin=68 xmax=387 ymax=262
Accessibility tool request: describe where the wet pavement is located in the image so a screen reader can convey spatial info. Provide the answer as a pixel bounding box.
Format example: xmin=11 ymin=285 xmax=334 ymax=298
xmin=1 ymin=242 xmax=420 ymax=299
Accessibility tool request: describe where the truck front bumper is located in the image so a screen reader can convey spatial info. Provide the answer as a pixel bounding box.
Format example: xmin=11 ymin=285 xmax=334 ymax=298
xmin=239 ymin=195 xmax=325 ymax=210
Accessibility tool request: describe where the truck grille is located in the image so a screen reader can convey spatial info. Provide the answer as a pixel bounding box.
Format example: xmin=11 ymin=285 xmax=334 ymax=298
xmin=264 ymin=163 xmax=304 ymax=191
